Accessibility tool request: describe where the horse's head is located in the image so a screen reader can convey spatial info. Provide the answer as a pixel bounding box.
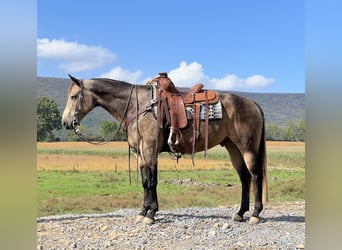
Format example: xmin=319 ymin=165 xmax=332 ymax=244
xmin=62 ymin=74 xmax=96 ymax=130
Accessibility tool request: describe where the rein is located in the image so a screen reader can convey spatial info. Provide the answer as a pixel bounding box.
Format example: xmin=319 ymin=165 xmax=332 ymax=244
xmin=73 ymin=84 xmax=136 ymax=145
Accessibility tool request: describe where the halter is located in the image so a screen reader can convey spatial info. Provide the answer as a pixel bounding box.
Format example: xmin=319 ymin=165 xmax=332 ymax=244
xmin=72 ymin=82 xmax=84 ymax=135
xmin=72 ymin=82 xmax=136 ymax=144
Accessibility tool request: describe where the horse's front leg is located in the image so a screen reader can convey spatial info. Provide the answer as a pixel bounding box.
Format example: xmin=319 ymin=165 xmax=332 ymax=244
xmin=135 ymin=165 xmax=151 ymax=223
xmin=135 ymin=162 xmax=158 ymax=224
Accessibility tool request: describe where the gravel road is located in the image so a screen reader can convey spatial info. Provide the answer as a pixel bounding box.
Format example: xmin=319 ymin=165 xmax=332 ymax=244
xmin=37 ymin=201 xmax=304 ymax=249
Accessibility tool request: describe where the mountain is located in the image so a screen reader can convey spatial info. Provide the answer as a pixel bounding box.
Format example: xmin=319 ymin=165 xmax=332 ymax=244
xmin=37 ymin=77 xmax=304 ymax=138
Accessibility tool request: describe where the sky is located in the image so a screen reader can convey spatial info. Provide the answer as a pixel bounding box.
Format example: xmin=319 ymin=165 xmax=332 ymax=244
xmin=37 ymin=0 xmax=304 ymax=93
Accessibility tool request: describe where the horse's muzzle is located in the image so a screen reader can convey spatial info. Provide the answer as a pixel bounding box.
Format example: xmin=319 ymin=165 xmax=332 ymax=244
xmin=62 ymin=120 xmax=72 ymax=130
xmin=62 ymin=117 xmax=77 ymax=130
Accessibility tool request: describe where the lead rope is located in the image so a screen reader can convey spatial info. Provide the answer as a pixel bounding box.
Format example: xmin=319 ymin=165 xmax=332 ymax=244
xmin=128 ymin=144 xmax=132 ymax=185
xmin=191 ymin=93 xmax=197 ymax=166
xmin=135 ymin=85 xmax=140 ymax=186
xmin=204 ymin=90 xmax=209 ymax=160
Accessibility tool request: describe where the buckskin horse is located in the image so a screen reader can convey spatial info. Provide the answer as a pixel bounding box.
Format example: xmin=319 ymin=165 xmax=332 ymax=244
xmin=62 ymin=73 xmax=267 ymax=225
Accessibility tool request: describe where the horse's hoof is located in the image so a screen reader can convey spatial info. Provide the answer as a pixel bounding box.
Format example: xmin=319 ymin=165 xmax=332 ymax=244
xmin=232 ymin=213 xmax=244 ymax=222
xmin=249 ymin=216 xmax=260 ymax=224
xmin=135 ymin=215 xmax=145 ymax=223
xmin=142 ymin=216 xmax=155 ymax=225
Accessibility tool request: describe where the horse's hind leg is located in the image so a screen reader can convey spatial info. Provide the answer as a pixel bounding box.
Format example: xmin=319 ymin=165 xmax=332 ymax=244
xmin=224 ymin=141 xmax=251 ymax=222
xmin=243 ymin=151 xmax=263 ymax=224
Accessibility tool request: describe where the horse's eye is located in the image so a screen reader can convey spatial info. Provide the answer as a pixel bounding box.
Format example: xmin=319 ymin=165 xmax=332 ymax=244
xmin=71 ymin=95 xmax=77 ymax=100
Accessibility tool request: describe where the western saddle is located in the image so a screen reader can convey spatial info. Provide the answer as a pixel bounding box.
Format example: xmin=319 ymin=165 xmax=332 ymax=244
xmin=146 ymin=72 xmax=219 ymax=162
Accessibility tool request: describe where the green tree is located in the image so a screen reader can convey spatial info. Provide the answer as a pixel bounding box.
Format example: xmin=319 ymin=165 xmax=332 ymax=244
xmin=297 ymin=120 xmax=305 ymax=141
xmin=283 ymin=121 xmax=296 ymax=141
xmin=37 ymin=96 xmax=62 ymax=141
xmin=99 ymin=120 xmax=126 ymax=141
xmin=282 ymin=120 xmax=305 ymax=141
xmin=266 ymin=123 xmax=283 ymax=141
xmin=266 ymin=120 xmax=305 ymax=141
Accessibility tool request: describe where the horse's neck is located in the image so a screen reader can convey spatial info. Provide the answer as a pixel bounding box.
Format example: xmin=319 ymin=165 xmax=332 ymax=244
xmin=89 ymin=79 xmax=148 ymax=121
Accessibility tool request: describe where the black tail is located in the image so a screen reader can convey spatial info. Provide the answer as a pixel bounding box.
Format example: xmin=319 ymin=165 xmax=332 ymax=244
xmin=257 ymin=107 xmax=268 ymax=203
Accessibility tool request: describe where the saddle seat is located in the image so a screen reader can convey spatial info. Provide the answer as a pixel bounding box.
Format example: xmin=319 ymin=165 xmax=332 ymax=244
xmin=157 ymin=73 xmax=204 ymax=95
xmin=153 ymin=72 xmax=218 ymax=105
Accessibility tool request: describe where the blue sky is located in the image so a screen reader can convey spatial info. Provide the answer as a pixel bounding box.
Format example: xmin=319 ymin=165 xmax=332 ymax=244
xmin=37 ymin=0 xmax=304 ymax=93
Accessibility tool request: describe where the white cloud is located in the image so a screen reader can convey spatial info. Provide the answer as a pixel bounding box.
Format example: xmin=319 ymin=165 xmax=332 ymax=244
xmin=168 ymin=61 xmax=206 ymax=87
xmin=99 ymin=66 xmax=143 ymax=83
xmin=209 ymin=74 xmax=274 ymax=91
xmin=166 ymin=61 xmax=274 ymax=91
xmin=37 ymin=38 xmax=116 ymax=72
xmin=245 ymin=74 xmax=274 ymax=87
xmin=210 ymin=74 xmax=243 ymax=90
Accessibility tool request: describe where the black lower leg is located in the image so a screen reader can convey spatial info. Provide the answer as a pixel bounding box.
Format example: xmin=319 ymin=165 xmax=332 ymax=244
xmin=251 ymin=174 xmax=263 ymax=218
xmin=139 ymin=167 xmax=151 ymax=216
xmin=146 ymin=185 xmax=158 ymax=219
xmin=237 ymin=169 xmax=251 ymax=218
xmin=146 ymin=167 xmax=158 ymax=219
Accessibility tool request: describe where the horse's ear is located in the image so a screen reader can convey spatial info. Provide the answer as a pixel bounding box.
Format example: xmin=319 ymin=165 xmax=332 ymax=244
xmin=68 ymin=74 xmax=82 ymax=87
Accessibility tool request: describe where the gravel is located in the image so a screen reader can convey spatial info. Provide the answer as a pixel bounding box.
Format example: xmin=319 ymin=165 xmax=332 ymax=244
xmin=37 ymin=201 xmax=305 ymax=249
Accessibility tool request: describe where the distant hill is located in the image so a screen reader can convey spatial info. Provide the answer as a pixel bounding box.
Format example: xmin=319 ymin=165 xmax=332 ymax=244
xmin=37 ymin=77 xmax=304 ymax=139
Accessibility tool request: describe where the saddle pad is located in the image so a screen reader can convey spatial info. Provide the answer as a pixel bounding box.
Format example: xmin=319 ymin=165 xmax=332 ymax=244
xmin=182 ymin=90 xmax=219 ymax=104
xmin=185 ymin=100 xmax=223 ymax=120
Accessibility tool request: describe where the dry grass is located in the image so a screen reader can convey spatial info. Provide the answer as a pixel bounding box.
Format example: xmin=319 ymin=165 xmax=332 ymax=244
xmin=37 ymin=141 xmax=304 ymax=172
xmin=266 ymin=141 xmax=304 ymax=147
xmin=37 ymin=153 xmax=232 ymax=172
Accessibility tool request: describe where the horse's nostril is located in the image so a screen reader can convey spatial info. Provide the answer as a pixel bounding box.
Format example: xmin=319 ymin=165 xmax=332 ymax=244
xmin=62 ymin=121 xmax=70 ymax=129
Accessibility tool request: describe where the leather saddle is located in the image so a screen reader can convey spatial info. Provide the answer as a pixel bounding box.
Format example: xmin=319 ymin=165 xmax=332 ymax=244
xmin=147 ymin=72 xmax=220 ymax=161
xmin=148 ymin=72 xmax=219 ymax=129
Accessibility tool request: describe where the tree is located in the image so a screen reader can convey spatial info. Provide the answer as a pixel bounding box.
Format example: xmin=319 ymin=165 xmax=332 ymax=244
xmin=266 ymin=123 xmax=283 ymax=141
xmin=283 ymin=120 xmax=305 ymax=141
xmin=297 ymin=120 xmax=305 ymax=141
xmin=37 ymin=96 xmax=62 ymax=141
xmin=283 ymin=121 xmax=296 ymax=141
xmin=266 ymin=120 xmax=305 ymax=141
xmin=99 ymin=120 xmax=126 ymax=141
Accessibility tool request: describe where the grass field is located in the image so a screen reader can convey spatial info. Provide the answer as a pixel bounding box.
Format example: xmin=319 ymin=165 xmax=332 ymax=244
xmin=37 ymin=141 xmax=305 ymax=216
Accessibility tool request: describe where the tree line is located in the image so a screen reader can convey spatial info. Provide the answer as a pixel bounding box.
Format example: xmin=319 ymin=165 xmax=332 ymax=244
xmin=37 ymin=96 xmax=305 ymax=142
xmin=266 ymin=120 xmax=304 ymax=141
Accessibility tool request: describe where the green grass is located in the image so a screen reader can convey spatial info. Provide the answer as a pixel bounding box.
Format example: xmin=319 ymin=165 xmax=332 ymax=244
xmin=37 ymin=168 xmax=304 ymax=216
xmin=37 ymin=143 xmax=305 ymax=216
xmin=268 ymin=151 xmax=305 ymax=169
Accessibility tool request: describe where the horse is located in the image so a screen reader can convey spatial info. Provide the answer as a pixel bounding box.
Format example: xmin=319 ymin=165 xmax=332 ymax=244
xmin=62 ymin=74 xmax=267 ymax=225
